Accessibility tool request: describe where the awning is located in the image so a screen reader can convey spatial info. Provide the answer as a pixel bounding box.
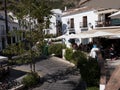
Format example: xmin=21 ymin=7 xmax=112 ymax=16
xmin=109 ymin=11 xmax=120 ymax=18
xmin=56 ymin=34 xmax=69 ymax=39
xmin=90 ymin=31 xmax=114 ymax=38
xmin=96 ymin=9 xmax=118 ymax=14
xmin=79 ymin=33 xmax=94 ymax=38
xmin=56 ymin=34 xmax=80 ymax=39
xmin=79 ymin=28 xmax=120 ymax=38
xmin=67 ymin=34 xmax=80 ymax=39
xmin=57 ymin=28 xmax=120 ymax=39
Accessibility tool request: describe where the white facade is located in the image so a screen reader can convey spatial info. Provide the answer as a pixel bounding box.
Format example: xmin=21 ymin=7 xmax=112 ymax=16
xmin=44 ymin=9 xmax=62 ymax=35
xmin=62 ymin=8 xmax=98 ymax=34
xmin=44 ymin=15 xmax=57 ymax=35
xmin=61 ymin=7 xmax=119 ymax=48
xmin=0 ymin=11 xmax=24 ymax=50
xmin=61 ymin=7 xmax=98 ymax=47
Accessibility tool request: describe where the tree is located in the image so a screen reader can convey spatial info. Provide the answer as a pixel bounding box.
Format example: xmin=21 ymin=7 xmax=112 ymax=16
xmin=5 ymin=0 xmax=53 ymax=72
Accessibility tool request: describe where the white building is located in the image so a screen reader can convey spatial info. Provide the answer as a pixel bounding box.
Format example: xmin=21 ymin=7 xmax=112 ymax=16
xmin=0 ymin=11 xmax=28 ymax=50
xmin=44 ymin=9 xmax=62 ymax=36
xmin=0 ymin=11 xmax=18 ymax=50
xmin=61 ymin=7 xmax=119 ymax=47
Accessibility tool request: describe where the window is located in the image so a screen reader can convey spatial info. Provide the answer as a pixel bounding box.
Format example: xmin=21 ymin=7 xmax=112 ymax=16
xmin=8 ymin=26 xmax=10 ymax=31
xmin=13 ymin=27 xmax=17 ymax=30
xmin=1 ymin=25 xmax=5 ymax=35
xmin=83 ymin=16 xmax=88 ymax=27
xmin=0 ymin=14 xmax=4 ymax=20
xmin=12 ymin=36 xmax=15 ymax=43
xmin=46 ymin=30 xmax=50 ymax=34
xmin=70 ymin=18 xmax=74 ymax=28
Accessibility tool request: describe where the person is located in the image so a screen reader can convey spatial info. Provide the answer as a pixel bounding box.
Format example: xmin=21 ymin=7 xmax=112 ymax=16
xmin=89 ymin=44 xmax=99 ymax=59
xmin=72 ymin=43 xmax=78 ymax=50
xmin=109 ymin=46 xmax=116 ymax=60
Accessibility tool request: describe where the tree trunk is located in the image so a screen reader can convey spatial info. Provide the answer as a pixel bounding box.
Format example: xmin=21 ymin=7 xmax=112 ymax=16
xmin=33 ymin=58 xmax=35 ymax=72
xmin=30 ymin=62 xmax=32 ymax=72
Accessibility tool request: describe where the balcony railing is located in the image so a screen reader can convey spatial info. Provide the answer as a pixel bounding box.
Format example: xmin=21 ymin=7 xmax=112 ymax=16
xmin=79 ymin=22 xmax=88 ymax=32
xmin=95 ymin=20 xmax=111 ymax=27
xmin=80 ymin=22 xmax=88 ymax=28
xmin=96 ymin=19 xmax=120 ymax=27
xmin=68 ymin=28 xmax=75 ymax=34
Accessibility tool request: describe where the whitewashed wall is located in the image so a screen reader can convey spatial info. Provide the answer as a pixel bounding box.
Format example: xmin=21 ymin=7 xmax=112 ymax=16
xmin=49 ymin=15 xmax=57 ymax=34
xmin=44 ymin=9 xmax=62 ymax=35
xmin=0 ymin=11 xmax=22 ymax=50
xmin=62 ymin=10 xmax=99 ymax=47
xmin=62 ymin=10 xmax=98 ymax=34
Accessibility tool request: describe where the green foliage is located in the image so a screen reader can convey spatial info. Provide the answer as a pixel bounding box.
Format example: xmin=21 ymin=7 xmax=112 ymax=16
xmin=77 ymin=57 xmax=100 ymax=86
xmin=2 ymin=44 xmax=17 ymax=56
xmin=13 ymin=56 xmax=32 ymax=65
xmin=64 ymin=50 xmax=87 ymax=64
xmin=2 ymin=42 xmax=27 ymax=58
xmin=3 ymin=0 xmax=54 ymax=72
xmin=48 ymin=43 xmax=66 ymax=57
xmin=9 ymin=0 xmax=52 ymax=23
xmin=44 ymin=34 xmax=56 ymax=38
xmin=72 ymin=51 xmax=87 ymax=64
xmin=51 ymin=39 xmax=62 ymax=42
xmin=22 ymin=72 xmax=40 ymax=88
xmin=64 ymin=48 xmax=73 ymax=61
xmin=87 ymin=86 xmax=99 ymax=90
xmin=65 ymin=50 xmax=100 ymax=87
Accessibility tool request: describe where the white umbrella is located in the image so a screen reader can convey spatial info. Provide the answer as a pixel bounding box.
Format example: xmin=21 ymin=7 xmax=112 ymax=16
xmin=109 ymin=11 xmax=120 ymax=18
xmin=0 ymin=56 xmax=8 ymax=62
xmin=79 ymin=0 xmax=120 ymax=9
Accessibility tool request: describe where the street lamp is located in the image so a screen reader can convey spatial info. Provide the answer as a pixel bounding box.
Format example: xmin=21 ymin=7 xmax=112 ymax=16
xmin=4 ymin=0 xmax=9 ymax=45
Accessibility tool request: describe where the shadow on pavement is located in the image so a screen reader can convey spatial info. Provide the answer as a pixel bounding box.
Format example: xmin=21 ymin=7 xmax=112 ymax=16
xmin=8 ymin=68 xmax=27 ymax=80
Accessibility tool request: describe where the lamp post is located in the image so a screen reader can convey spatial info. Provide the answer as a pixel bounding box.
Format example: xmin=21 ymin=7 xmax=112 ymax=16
xmin=4 ymin=0 xmax=9 ymax=45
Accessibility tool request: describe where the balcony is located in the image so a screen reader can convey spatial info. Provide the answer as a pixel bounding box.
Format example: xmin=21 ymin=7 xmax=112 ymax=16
xmin=79 ymin=22 xmax=88 ymax=32
xmin=95 ymin=20 xmax=111 ymax=27
xmin=67 ymin=28 xmax=75 ymax=34
xmin=95 ymin=19 xmax=120 ymax=28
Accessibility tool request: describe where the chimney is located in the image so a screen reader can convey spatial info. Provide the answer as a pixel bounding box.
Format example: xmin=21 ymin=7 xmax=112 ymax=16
xmin=64 ymin=6 xmax=67 ymax=11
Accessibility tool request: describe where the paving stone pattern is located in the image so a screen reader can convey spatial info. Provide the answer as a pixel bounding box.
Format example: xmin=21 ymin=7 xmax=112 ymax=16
xmin=13 ymin=56 xmax=81 ymax=90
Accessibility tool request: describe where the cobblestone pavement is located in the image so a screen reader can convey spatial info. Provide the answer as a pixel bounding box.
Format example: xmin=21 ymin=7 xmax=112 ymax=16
xmin=106 ymin=59 xmax=120 ymax=67
xmin=105 ymin=58 xmax=120 ymax=90
xmin=105 ymin=58 xmax=120 ymax=82
xmin=13 ymin=56 xmax=81 ymax=90
xmin=33 ymin=75 xmax=80 ymax=90
xmin=13 ymin=57 xmax=75 ymax=76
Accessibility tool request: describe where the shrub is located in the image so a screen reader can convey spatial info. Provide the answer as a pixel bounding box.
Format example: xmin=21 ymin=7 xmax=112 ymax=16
xmin=87 ymin=86 xmax=99 ymax=90
xmin=22 ymin=72 xmax=40 ymax=88
xmin=64 ymin=50 xmax=100 ymax=87
xmin=72 ymin=51 xmax=87 ymax=65
xmin=48 ymin=43 xmax=66 ymax=57
xmin=77 ymin=57 xmax=100 ymax=86
xmin=64 ymin=48 xmax=73 ymax=61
